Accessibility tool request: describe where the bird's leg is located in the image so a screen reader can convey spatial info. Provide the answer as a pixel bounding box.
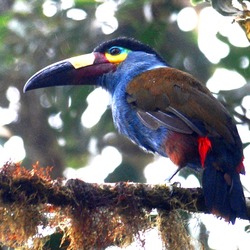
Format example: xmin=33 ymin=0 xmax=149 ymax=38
xmin=165 ymin=167 xmax=181 ymax=182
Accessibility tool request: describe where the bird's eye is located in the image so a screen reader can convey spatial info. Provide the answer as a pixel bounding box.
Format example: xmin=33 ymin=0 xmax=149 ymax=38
xmin=109 ymin=47 xmax=122 ymax=56
xmin=105 ymin=47 xmax=130 ymax=63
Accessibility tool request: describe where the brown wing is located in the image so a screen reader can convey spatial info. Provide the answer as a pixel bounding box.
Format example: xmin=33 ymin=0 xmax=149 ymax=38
xmin=126 ymin=67 xmax=235 ymax=144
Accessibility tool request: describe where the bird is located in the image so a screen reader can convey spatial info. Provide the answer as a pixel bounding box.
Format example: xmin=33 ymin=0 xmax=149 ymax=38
xmin=24 ymin=37 xmax=247 ymax=223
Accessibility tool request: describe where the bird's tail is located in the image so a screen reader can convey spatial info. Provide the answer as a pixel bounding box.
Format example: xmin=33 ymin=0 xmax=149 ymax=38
xmin=202 ymin=166 xmax=247 ymax=224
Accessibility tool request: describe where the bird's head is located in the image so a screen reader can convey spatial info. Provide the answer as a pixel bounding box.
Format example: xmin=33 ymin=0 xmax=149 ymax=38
xmin=23 ymin=37 xmax=167 ymax=93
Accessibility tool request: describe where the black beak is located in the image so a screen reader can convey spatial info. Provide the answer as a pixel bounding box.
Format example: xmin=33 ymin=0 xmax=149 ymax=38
xmin=23 ymin=52 xmax=116 ymax=92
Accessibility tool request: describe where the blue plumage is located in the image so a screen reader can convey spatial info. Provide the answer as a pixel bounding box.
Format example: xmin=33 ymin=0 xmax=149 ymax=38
xmin=24 ymin=37 xmax=248 ymax=223
xmin=100 ymin=52 xmax=169 ymax=156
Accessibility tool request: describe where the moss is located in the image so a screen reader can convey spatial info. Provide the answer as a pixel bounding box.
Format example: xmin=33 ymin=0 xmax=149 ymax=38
xmin=0 ymin=162 xmax=209 ymax=249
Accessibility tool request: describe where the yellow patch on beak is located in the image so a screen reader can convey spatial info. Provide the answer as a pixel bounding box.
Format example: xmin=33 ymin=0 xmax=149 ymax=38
xmin=68 ymin=53 xmax=95 ymax=69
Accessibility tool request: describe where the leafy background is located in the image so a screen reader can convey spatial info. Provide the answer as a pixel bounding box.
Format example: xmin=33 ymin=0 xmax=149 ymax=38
xmin=0 ymin=0 xmax=250 ymax=249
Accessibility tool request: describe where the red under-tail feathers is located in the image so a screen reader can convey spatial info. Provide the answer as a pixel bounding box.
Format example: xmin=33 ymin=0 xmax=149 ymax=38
xmin=166 ymin=133 xmax=247 ymax=223
xmin=198 ymin=137 xmax=247 ymax=223
xmin=198 ymin=137 xmax=212 ymax=168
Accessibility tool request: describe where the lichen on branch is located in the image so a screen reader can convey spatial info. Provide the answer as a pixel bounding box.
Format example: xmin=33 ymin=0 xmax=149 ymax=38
xmin=0 ymin=162 xmax=216 ymax=249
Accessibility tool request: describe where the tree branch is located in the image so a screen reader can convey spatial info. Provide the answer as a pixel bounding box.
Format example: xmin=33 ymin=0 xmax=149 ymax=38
xmin=0 ymin=162 xmax=248 ymax=249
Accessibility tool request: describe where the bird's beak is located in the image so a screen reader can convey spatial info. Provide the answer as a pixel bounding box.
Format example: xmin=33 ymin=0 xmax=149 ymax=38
xmin=23 ymin=52 xmax=116 ymax=92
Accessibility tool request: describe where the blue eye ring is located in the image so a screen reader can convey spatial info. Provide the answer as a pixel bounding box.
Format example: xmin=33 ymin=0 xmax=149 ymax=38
xmin=108 ymin=46 xmax=122 ymax=56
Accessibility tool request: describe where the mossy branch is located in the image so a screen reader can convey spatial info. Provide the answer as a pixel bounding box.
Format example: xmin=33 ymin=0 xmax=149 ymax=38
xmin=0 ymin=162 xmax=248 ymax=249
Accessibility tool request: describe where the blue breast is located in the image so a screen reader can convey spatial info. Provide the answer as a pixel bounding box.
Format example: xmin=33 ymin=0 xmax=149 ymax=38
xmin=112 ymin=86 xmax=169 ymax=156
xmin=100 ymin=51 xmax=169 ymax=156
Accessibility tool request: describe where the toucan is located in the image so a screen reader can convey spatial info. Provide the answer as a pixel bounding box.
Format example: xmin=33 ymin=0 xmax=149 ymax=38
xmin=24 ymin=37 xmax=247 ymax=223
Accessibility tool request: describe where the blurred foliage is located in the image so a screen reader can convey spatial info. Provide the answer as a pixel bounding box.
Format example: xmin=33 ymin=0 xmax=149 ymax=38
xmin=0 ymin=0 xmax=249 ymax=249
xmin=193 ymin=0 xmax=250 ymax=41
xmin=0 ymin=0 xmax=249 ymax=178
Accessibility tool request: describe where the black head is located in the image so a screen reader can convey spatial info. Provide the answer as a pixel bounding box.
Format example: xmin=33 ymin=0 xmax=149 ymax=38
xmin=94 ymin=37 xmax=166 ymax=63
